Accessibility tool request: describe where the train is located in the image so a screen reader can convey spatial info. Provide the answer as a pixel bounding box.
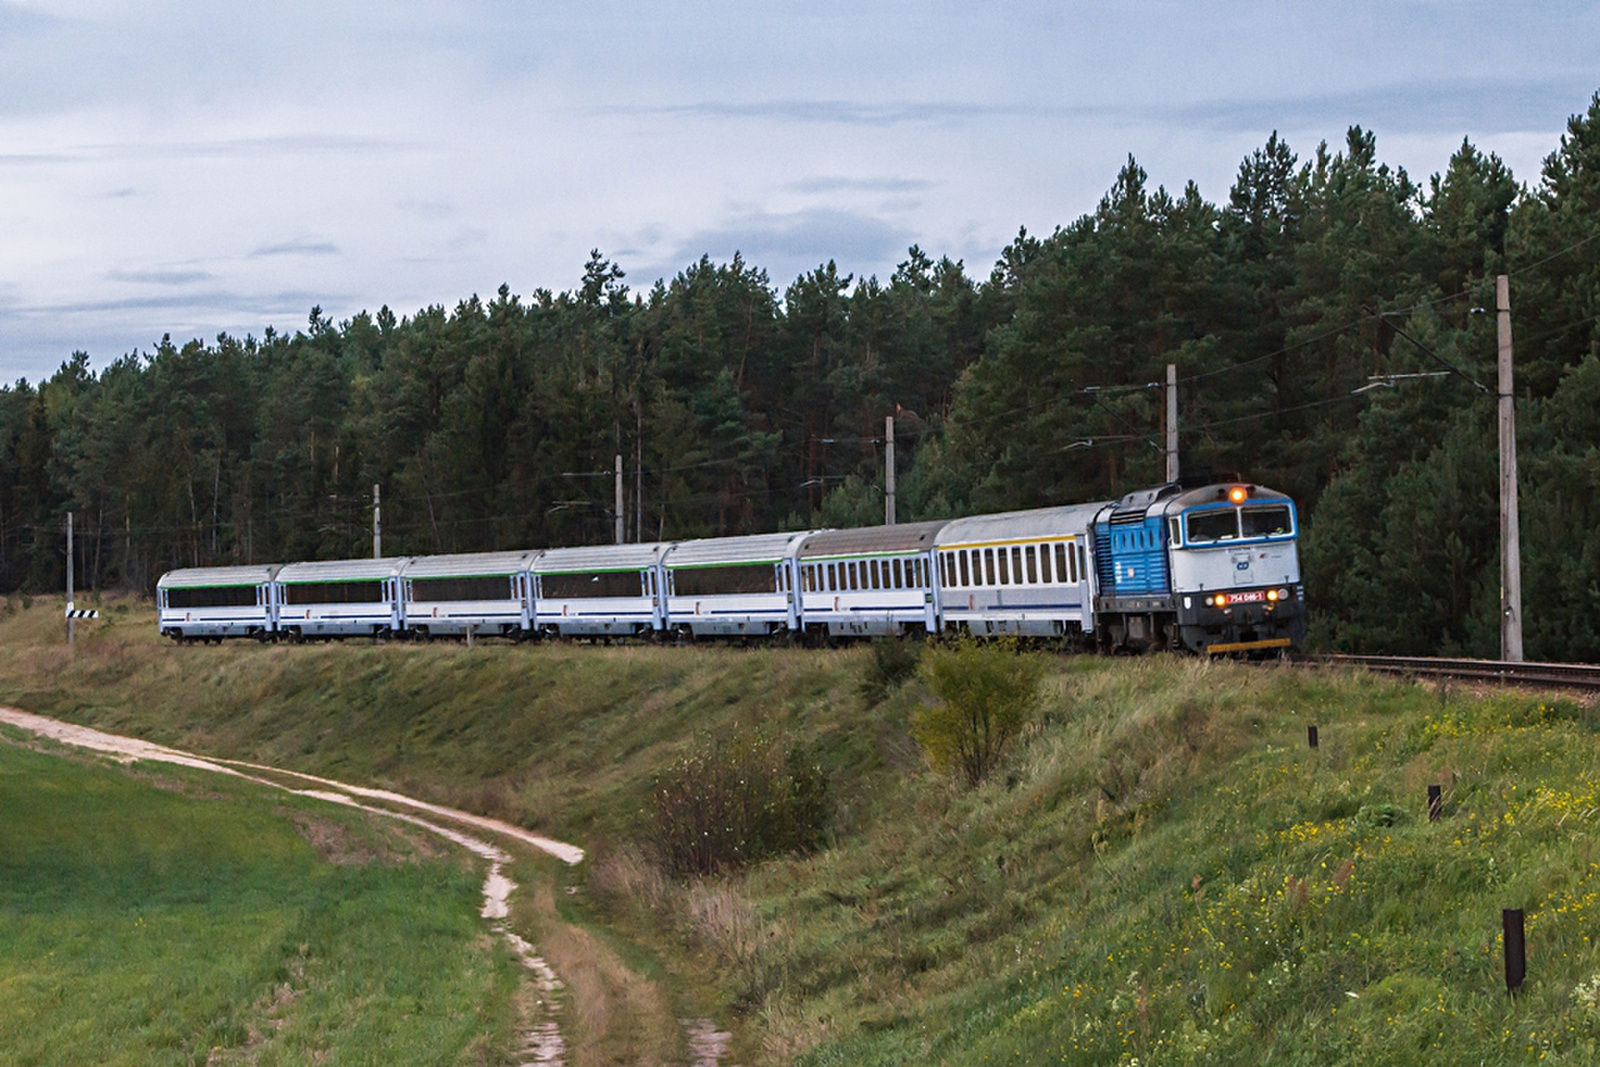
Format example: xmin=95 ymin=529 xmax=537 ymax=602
xmin=156 ymin=480 xmax=1306 ymax=654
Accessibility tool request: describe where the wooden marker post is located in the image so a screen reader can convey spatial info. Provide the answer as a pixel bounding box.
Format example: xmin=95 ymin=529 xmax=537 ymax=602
xmin=1504 ymin=908 xmax=1526 ymax=995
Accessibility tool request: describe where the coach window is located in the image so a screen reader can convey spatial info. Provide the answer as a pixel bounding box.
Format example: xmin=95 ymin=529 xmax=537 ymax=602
xmin=997 ymin=548 xmax=1009 ymax=585
xmin=956 ymin=552 xmax=968 ymax=587
xmin=1077 ymin=543 xmax=1087 ymax=578
xmin=890 ymin=558 xmax=901 ymax=589
xmin=1025 ymin=546 xmax=1038 ymax=584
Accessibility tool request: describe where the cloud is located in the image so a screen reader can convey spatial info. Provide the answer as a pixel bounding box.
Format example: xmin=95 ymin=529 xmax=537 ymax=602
xmin=106 ymin=267 xmax=215 ymax=285
xmin=610 ymin=75 xmax=1594 ymax=141
xmin=0 ymin=134 xmax=412 ymax=170
xmin=603 ymin=100 xmax=1052 ymax=128
xmin=787 ymin=176 xmax=935 ymax=195
xmin=637 ymin=208 xmax=914 ymax=289
xmin=248 ymin=240 xmax=340 ymax=259
xmin=12 ymin=289 xmax=330 ymax=317
xmin=1169 ymin=78 xmax=1599 ymax=137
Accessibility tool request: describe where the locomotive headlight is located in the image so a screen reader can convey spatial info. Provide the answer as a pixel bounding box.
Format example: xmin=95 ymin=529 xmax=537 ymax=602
xmin=1228 ymin=485 xmax=1248 ymax=504
xmin=1211 ymin=593 xmax=1228 ymax=607
xmin=1267 ymin=589 xmax=1279 ymax=602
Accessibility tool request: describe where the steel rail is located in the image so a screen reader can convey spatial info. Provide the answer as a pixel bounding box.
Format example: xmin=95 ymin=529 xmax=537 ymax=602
xmin=1303 ymin=654 xmax=1600 ymax=692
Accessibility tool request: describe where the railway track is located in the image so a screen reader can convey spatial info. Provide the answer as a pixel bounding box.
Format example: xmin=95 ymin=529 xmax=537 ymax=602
xmin=1304 ymin=653 xmax=1600 ymax=693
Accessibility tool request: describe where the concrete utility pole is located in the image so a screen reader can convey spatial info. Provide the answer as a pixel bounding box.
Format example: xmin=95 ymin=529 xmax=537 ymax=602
xmin=1165 ymin=363 xmax=1179 ymax=484
xmin=66 ymin=511 xmax=74 ymax=647
xmin=884 ymin=415 xmax=896 ymax=526
xmin=615 ymin=454 xmax=625 ymax=544
xmin=1497 ymin=275 xmax=1524 ymax=662
xmin=372 ymin=484 xmax=382 ymax=559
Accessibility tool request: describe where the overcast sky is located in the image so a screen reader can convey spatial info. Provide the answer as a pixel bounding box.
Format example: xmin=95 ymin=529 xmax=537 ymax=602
xmin=0 ymin=1 xmax=1595 ymax=384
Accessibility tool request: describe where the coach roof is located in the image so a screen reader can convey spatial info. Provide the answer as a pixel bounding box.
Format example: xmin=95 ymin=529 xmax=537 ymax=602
xmin=663 ymin=530 xmax=816 ymax=568
xmin=533 ymin=542 xmax=669 ymax=573
xmin=402 ymin=551 xmax=537 ymax=580
xmin=934 ymin=503 xmax=1107 ymax=547
xmin=798 ymin=520 xmax=947 ymax=559
xmin=157 ymin=563 xmax=281 ymax=588
xmin=277 ymin=557 xmax=405 ymax=582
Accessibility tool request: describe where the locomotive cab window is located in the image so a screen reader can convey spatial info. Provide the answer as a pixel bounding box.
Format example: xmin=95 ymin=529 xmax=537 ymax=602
xmin=1241 ymin=504 xmax=1293 ymax=538
xmin=1185 ymin=510 xmax=1240 ymax=543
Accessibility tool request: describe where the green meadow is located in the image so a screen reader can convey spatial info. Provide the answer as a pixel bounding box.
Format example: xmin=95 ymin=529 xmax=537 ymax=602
xmin=7 ymin=597 xmax=1600 ymax=1063
xmin=0 ymin=736 xmax=516 ymax=1066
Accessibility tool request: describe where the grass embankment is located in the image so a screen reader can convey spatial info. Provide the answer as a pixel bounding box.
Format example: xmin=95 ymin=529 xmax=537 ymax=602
xmin=8 ymin=596 xmax=1600 ymax=1063
xmin=0 ymin=733 xmax=516 ymax=1065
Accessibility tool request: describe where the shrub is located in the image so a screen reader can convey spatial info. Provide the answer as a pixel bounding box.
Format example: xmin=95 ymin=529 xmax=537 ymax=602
xmin=652 ymin=730 xmax=832 ymax=877
xmin=859 ymin=636 xmax=922 ymax=705
xmin=912 ymin=638 xmax=1044 ymax=787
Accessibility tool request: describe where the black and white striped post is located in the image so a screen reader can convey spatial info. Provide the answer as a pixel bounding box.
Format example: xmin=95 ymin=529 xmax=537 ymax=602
xmin=65 ymin=511 xmax=99 ymax=641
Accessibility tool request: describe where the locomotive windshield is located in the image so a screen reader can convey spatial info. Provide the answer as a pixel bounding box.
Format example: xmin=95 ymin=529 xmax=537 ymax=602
xmin=1183 ymin=503 xmax=1294 ymax=544
xmin=1185 ymin=510 xmax=1239 ymax=543
xmin=1241 ymin=504 xmax=1293 ymax=537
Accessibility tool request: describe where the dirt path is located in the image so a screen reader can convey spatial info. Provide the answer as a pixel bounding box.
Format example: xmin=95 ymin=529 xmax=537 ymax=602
xmin=0 ymin=707 xmax=587 ymax=1065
